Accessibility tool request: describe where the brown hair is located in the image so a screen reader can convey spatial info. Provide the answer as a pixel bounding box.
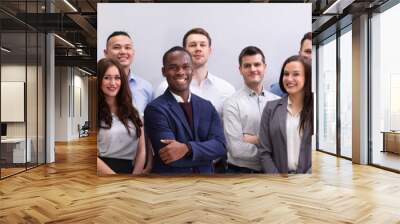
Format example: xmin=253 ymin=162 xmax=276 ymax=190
xmin=97 ymin=58 xmax=142 ymax=137
xmin=182 ymin=27 xmax=212 ymax=48
xmin=238 ymin=46 xmax=265 ymax=66
xmin=300 ymin=32 xmax=312 ymax=50
xmin=279 ymin=55 xmax=313 ymax=133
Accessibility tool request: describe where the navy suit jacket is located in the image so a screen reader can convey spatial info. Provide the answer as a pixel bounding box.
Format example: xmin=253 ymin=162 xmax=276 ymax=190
xmin=144 ymin=90 xmax=227 ymax=173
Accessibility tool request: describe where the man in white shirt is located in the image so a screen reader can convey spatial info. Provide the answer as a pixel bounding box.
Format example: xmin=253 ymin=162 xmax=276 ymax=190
xmin=155 ymin=28 xmax=235 ymax=116
xmin=223 ymin=46 xmax=279 ymax=173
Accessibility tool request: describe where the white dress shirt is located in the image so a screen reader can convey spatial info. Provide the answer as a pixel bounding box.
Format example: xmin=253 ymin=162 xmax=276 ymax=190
xmin=170 ymin=91 xmax=191 ymax=103
xmin=286 ymin=98 xmax=302 ymax=171
xmin=223 ymin=86 xmax=280 ymax=171
xmin=155 ymin=72 xmax=235 ymax=116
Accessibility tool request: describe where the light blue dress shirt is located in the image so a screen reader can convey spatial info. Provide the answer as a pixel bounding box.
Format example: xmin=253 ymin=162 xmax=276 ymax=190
xmin=128 ymin=70 xmax=153 ymax=116
xmin=270 ymin=82 xmax=286 ymax=97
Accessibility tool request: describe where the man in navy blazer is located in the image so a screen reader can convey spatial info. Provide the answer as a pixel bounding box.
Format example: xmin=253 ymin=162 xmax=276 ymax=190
xmin=144 ymin=46 xmax=226 ymax=173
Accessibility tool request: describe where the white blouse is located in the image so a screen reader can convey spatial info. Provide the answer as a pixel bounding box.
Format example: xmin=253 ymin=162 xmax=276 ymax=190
xmin=286 ymin=98 xmax=302 ymax=171
xmin=97 ymin=113 xmax=139 ymax=161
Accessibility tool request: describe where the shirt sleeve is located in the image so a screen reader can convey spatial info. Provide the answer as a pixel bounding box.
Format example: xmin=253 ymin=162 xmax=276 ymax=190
xmin=223 ymin=99 xmax=259 ymax=161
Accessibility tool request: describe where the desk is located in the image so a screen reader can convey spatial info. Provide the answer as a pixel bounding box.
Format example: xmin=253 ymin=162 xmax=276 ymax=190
xmin=1 ymin=138 xmax=31 ymax=163
xmin=382 ymin=131 xmax=400 ymax=154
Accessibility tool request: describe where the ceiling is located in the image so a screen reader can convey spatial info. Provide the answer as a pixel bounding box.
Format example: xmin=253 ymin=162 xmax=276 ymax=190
xmin=0 ymin=0 xmax=392 ymax=73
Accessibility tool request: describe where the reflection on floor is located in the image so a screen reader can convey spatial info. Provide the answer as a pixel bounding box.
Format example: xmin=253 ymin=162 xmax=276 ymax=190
xmin=0 ymin=167 xmax=25 ymax=177
xmin=373 ymin=150 xmax=400 ymax=171
xmin=0 ymin=163 xmax=40 ymax=178
xmin=341 ymin=147 xmax=352 ymax=159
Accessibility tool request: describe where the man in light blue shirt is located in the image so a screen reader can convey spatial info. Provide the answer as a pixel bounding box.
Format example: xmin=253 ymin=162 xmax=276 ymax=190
xmin=270 ymin=32 xmax=312 ymax=97
xmin=127 ymin=71 xmax=153 ymax=116
xmin=104 ymin=31 xmax=153 ymax=115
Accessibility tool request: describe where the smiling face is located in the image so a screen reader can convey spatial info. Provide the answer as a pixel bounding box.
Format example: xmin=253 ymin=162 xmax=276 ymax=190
xmin=184 ymin=34 xmax=211 ymax=68
xmin=162 ymin=51 xmax=193 ymax=96
xmin=101 ymin=65 xmax=121 ymax=99
xmin=239 ymin=54 xmax=266 ymax=87
xmin=104 ymin=35 xmax=134 ymax=72
xmin=282 ymin=61 xmax=305 ymax=96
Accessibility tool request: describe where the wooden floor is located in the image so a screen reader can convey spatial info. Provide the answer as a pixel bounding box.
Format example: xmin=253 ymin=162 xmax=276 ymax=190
xmin=1 ymin=135 xmax=400 ymax=223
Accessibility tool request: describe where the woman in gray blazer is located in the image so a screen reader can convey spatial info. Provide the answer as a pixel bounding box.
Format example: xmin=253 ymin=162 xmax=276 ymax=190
xmin=259 ymin=55 xmax=313 ymax=174
xmin=97 ymin=58 xmax=146 ymax=175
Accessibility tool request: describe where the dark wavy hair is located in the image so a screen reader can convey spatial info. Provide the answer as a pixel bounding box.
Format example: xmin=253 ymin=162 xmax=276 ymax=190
xmin=97 ymin=58 xmax=142 ymax=137
xmin=279 ymin=55 xmax=313 ymax=133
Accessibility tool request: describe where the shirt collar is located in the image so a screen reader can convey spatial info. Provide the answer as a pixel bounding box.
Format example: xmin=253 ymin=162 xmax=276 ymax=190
xmin=287 ymin=97 xmax=300 ymax=117
xmin=169 ymin=90 xmax=191 ymax=103
xmin=243 ymin=85 xmax=265 ymax=97
xmin=205 ymin=72 xmax=215 ymax=84
xmin=191 ymin=72 xmax=213 ymax=87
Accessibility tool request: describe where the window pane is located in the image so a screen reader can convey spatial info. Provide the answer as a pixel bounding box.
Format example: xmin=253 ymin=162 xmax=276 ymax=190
xmin=371 ymin=3 xmax=400 ymax=171
xmin=318 ymin=36 xmax=337 ymax=154
xmin=340 ymin=29 xmax=352 ymax=158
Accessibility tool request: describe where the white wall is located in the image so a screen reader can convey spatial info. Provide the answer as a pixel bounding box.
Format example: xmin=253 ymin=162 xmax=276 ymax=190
xmin=1 ymin=65 xmax=36 ymax=137
xmin=1 ymin=64 xmax=46 ymax=164
xmin=54 ymin=67 xmax=89 ymax=141
xmin=97 ymin=3 xmax=311 ymax=90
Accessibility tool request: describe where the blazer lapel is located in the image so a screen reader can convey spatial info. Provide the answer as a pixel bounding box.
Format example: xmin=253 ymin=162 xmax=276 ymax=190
xmin=165 ymin=91 xmax=194 ymax=139
xmin=277 ymin=98 xmax=288 ymax=144
xmin=277 ymin=97 xmax=289 ymax=173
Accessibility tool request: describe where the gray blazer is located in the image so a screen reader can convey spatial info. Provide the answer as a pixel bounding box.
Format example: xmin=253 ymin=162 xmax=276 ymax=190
xmin=258 ymin=96 xmax=312 ymax=174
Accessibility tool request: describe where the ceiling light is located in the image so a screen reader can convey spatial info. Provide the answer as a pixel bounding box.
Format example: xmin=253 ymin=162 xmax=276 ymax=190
xmin=78 ymin=67 xmax=93 ymax=76
xmin=63 ymin=0 xmax=78 ymax=12
xmin=322 ymin=0 xmax=355 ymax=15
xmin=54 ymin=34 xmax=75 ymax=48
xmin=1 ymin=47 xmax=11 ymax=53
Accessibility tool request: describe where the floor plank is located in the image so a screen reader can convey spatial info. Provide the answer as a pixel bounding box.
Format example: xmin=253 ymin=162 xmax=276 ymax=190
xmin=0 ymin=135 xmax=399 ymax=223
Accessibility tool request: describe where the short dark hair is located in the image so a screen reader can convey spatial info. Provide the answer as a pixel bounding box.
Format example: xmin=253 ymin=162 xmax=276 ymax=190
xmin=300 ymin=32 xmax=312 ymax=49
xmin=238 ymin=46 xmax=265 ymax=66
xmin=182 ymin=28 xmax=212 ymax=48
xmin=162 ymin=46 xmax=192 ymax=67
xmin=106 ymin=31 xmax=131 ymax=45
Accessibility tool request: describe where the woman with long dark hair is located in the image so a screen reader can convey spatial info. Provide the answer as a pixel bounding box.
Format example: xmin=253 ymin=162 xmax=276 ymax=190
xmin=259 ymin=55 xmax=313 ymax=174
xmin=97 ymin=58 xmax=146 ymax=174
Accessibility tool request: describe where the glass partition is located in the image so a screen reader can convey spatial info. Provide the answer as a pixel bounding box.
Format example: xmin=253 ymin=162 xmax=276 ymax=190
xmin=1 ymin=30 xmax=28 ymax=177
xmin=0 ymin=1 xmax=46 ymax=179
xmin=370 ymin=3 xmax=400 ymax=171
xmin=339 ymin=27 xmax=352 ymax=158
xmin=317 ymin=35 xmax=337 ymax=155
